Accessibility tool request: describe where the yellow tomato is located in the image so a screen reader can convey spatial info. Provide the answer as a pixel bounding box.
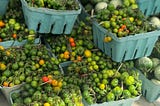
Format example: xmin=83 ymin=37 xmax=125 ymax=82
xmin=57 ymin=81 xmax=63 ymax=88
xmin=35 ymin=63 xmax=40 ymax=69
xmin=84 ymin=50 xmax=92 ymax=58
xmin=39 ymin=59 xmax=45 ymax=65
xmin=53 ymin=86 xmax=61 ymax=93
xmin=104 ymin=36 xmax=112 ymax=43
xmin=5 ymin=50 xmax=10 ymax=56
xmin=44 ymin=103 xmax=50 ymax=106
xmin=0 ymin=45 xmax=4 ymax=51
xmin=99 ymin=83 xmax=105 ymax=90
xmin=0 ymin=63 xmax=6 ymax=71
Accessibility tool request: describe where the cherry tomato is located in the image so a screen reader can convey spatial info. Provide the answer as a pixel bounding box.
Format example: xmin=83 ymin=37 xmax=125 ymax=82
xmin=42 ymin=76 xmax=49 ymax=82
xmin=70 ymin=42 xmax=76 ymax=47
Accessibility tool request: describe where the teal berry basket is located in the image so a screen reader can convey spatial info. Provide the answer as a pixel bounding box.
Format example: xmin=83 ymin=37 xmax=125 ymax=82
xmin=137 ymin=0 xmax=160 ymax=16
xmin=0 ymin=0 xmax=9 ymax=16
xmin=0 ymin=37 xmax=40 ymax=48
xmin=0 ymin=83 xmax=25 ymax=105
xmin=92 ymin=21 xmax=160 ymax=62
xmin=138 ymin=70 xmax=160 ymax=102
xmin=20 ymin=0 xmax=82 ymax=34
xmin=83 ymin=96 xmax=140 ymax=106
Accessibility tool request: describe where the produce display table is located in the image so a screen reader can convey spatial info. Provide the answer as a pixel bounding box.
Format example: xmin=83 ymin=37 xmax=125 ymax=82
xmin=1 ymin=0 xmax=160 ymax=106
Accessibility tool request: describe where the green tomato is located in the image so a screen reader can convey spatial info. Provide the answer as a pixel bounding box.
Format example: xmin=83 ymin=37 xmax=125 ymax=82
xmin=14 ymin=23 xmax=21 ymax=30
xmin=31 ymin=80 xmax=38 ymax=88
xmin=123 ymin=90 xmax=131 ymax=99
xmin=125 ymin=76 xmax=135 ymax=86
xmin=111 ymin=78 xmax=119 ymax=87
xmin=128 ymin=85 xmax=136 ymax=94
xmin=83 ymin=90 xmax=90 ymax=98
xmin=9 ymin=18 xmax=16 ymax=25
xmin=24 ymin=97 xmax=32 ymax=105
xmin=106 ymin=92 xmax=115 ymax=102
xmin=120 ymin=72 xmax=129 ymax=80
xmin=113 ymin=86 xmax=123 ymax=97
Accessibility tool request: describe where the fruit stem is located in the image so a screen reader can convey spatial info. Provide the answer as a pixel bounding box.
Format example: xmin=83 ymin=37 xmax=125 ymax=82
xmin=113 ymin=63 xmax=123 ymax=77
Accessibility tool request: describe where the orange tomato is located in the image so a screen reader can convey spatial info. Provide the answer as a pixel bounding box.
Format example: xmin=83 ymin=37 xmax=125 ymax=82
xmin=77 ymin=56 xmax=82 ymax=61
xmin=118 ymin=28 xmax=123 ymax=32
xmin=3 ymin=81 xmax=9 ymax=87
xmin=52 ymin=79 xmax=58 ymax=86
xmin=63 ymin=54 xmax=70 ymax=59
xmin=0 ymin=20 xmax=5 ymax=27
xmin=64 ymin=51 xmax=70 ymax=55
xmin=121 ymin=25 xmax=126 ymax=29
xmin=12 ymin=33 xmax=17 ymax=39
xmin=0 ymin=38 xmax=2 ymax=42
xmin=69 ymin=37 xmax=74 ymax=43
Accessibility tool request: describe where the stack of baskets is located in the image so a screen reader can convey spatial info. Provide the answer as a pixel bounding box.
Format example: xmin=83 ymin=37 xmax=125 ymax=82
xmin=0 ymin=0 xmax=82 ymax=105
xmin=1 ymin=0 xmax=160 ymax=106
xmin=78 ymin=0 xmax=160 ymax=105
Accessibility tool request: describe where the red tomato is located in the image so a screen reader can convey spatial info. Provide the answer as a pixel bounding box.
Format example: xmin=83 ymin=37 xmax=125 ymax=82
xmin=70 ymin=42 xmax=76 ymax=47
xmin=42 ymin=76 xmax=49 ymax=82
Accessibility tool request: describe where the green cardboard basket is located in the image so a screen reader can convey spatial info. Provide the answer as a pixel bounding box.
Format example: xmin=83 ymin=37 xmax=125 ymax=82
xmin=0 ymin=0 xmax=9 ymax=16
xmin=0 ymin=38 xmax=40 ymax=48
xmin=138 ymin=70 xmax=160 ymax=102
xmin=0 ymin=83 xmax=25 ymax=105
xmin=20 ymin=0 xmax=82 ymax=34
xmin=83 ymin=96 xmax=140 ymax=106
xmin=92 ymin=21 xmax=160 ymax=62
xmin=136 ymin=0 xmax=160 ymax=16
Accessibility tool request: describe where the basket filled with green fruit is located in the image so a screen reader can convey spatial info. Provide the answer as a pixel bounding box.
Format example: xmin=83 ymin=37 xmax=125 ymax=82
xmin=0 ymin=0 xmax=9 ymax=16
xmin=0 ymin=43 xmax=61 ymax=103
xmin=60 ymin=49 xmax=142 ymax=106
xmin=0 ymin=5 xmax=40 ymax=48
xmin=43 ymin=20 xmax=94 ymax=64
xmin=83 ymin=0 xmax=160 ymax=62
xmin=0 ymin=18 xmax=40 ymax=48
xmin=10 ymin=74 xmax=84 ymax=106
xmin=20 ymin=0 xmax=82 ymax=34
xmin=135 ymin=56 xmax=160 ymax=102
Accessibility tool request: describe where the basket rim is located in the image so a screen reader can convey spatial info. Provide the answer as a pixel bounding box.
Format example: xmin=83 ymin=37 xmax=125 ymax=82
xmin=20 ymin=0 xmax=82 ymax=15
xmin=93 ymin=21 xmax=160 ymax=43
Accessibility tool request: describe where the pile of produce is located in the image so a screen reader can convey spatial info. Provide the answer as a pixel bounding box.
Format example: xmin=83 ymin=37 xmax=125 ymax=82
xmin=80 ymin=0 xmax=157 ymax=37
xmin=80 ymin=0 xmax=138 ymax=14
xmin=0 ymin=1 xmax=36 ymax=42
xmin=0 ymin=0 xmax=147 ymax=106
xmin=44 ymin=21 xmax=94 ymax=63
xmin=0 ymin=43 xmax=60 ymax=87
xmin=25 ymin=0 xmax=80 ymax=10
xmin=11 ymin=76 xmax=83 ymax=106
xmin=62 ymin=50 xmax=141 ymax=105
xmin=0 ymin=18 xmax=36 ymax=42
